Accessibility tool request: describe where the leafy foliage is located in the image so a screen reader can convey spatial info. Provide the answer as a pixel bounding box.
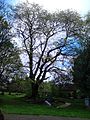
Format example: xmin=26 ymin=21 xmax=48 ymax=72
xmin=0 ymin=14 xmax=23 ymax=93
xmin=73 ymin=45 xmax=90 ymax=97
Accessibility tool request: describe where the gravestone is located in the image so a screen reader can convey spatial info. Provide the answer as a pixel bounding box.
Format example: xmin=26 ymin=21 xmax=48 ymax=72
xmin=85 ymin=97 xmax=90 ymax=107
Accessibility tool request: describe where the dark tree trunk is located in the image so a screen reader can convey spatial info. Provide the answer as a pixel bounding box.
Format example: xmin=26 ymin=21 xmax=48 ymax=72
xmin=8 ymin=91 xmax=11 ymax=95
xmin=31 ymin=83 xmax=39 ymax=100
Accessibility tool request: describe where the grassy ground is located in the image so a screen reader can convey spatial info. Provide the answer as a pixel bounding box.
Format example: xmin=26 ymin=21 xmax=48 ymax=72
xmin=0 ymin=93 xmax=90 ymax=119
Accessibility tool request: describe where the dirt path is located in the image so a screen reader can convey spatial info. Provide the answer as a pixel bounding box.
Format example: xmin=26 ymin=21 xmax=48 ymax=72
xmin=4 ymin=114 xmax=90 ymax=120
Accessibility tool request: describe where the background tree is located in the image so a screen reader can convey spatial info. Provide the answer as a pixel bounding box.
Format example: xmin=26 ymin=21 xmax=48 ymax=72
xmin=11 ymin=2 xmax=83 ymax=99
xmin=73 ymin=45 xmax=90 ymax=97
xmin=0 ymin=2 xmax=23 ymax=94
xmin=72 ymin=12 xmax=90 ymax=98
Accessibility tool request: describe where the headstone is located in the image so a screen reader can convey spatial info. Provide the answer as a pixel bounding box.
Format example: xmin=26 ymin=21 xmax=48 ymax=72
xmin=45 ymin=100 xmax=52 ymax=106
xmin=85 ymin=97 xmax=90 ymax=107
xmin=57 ymin=102 xmax=71 ymax=108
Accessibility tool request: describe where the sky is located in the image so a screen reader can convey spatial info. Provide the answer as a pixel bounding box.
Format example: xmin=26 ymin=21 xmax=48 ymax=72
xmin=7 ymin=0 xmax=90 ymax=16
xmin=5 ymin=0 xmax=89 ymax=78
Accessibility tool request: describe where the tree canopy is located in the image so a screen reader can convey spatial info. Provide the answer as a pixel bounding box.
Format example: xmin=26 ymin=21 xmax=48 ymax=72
xmin=0 ymin=2 xmax=23 ymax=94
xmin=10 ymin=2 xmax=83 ymax=99
xmin=73 ymin=44 xmax=90 ymax=97
xmin=72 ymin=12 xmax=90 ymax=97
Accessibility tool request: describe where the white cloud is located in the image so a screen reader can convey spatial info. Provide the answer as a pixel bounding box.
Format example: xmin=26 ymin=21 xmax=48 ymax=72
xmin=17 ymin=0 xmax=90 ymax=15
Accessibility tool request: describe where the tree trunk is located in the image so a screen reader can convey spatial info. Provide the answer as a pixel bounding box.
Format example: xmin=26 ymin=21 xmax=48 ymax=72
xmin=31 ymin=83 xmax=39 ymax=100
xmin=8 ymin=91 xmax=11 ymax=95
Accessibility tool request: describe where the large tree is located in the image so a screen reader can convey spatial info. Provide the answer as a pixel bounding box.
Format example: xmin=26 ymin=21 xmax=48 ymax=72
xmin=12 ymin=2 xmax=83 ymax=99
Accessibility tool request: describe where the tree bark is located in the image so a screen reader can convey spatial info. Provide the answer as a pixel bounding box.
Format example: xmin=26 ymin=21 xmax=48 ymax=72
xmin=31 ymin=83 xmax=39 ymax=100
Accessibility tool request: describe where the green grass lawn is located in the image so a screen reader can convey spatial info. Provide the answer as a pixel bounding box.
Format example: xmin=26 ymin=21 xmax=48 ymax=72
xmin=0 ymin=93 xmax=90 ymax=119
